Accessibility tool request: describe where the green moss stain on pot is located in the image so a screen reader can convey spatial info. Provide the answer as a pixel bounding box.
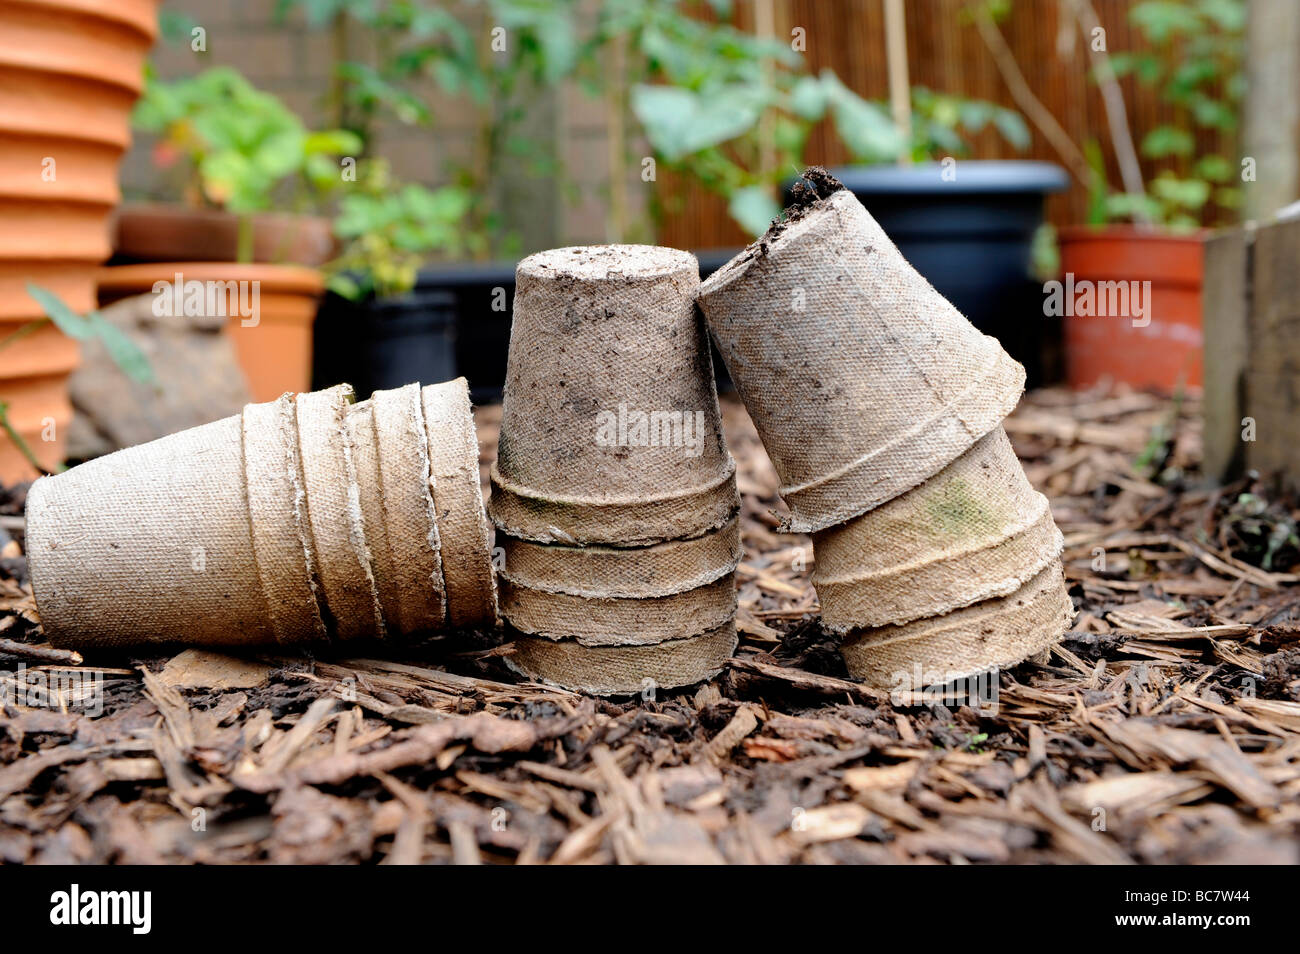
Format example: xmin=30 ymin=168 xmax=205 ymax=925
xmin=922 ymin=476 xmax=1009 ymax=537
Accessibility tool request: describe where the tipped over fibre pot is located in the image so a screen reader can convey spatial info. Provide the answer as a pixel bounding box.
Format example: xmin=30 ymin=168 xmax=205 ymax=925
xmin=696 ymin=177 xmax=1025 ymax=533
xmin=811 ymin=427 xmax=1064 ymax=631
xmin=838 ymin=562 xmax=1074 ymax=691
xmin=27 ymin=378 xmax=496 ymax=649
xmin=26 ymin=413 xmax=278 ymax=648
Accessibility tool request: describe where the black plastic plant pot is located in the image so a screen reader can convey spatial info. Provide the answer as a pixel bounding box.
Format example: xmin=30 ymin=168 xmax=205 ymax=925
xmin=312 ymin=287 xmax=457 ymax=400
xmin=788 ymin=161 xmax=1069 ymax=386
xmin=415 ymin=262 xmax=518 ymax=404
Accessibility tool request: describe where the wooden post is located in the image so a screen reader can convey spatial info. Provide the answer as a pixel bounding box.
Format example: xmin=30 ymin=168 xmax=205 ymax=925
xmin=1201 ymin=227 xmax=1252 ymax=483
xmin=1244 ymin=218 xmax=1300 ymax=483
xmin=1243 ymin=0 xmax=1300 ymax=219
xmin=1203 ymin=217 xmax=1300 ymax=487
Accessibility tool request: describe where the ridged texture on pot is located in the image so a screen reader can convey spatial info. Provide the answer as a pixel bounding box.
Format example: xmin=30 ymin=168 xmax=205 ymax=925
xmin=839 ymin=562 xmax=1074 ymax=689
xmin=500 ymin=574 xmax=737 ymax=646
xmin=508 ymin=624 xmax=739 ymax=696
xmin=294 ymin=385 xmax=385 ymax=641
xmin=490 ymin=244 xmax=737 ymax=546
xmin=812 ymin=427 xmax=1065 ymax=630
xmin=499 ymin=515 xmax=741 ymax=599
xmin=243 ymin=394 xmax=327 ymax=645
xmin=367 ymin=384 xmax=447 ymax=634
xmin=26 ymin=414 xmax=276 ymax=648
xmin=422 ymin=378 xmax=497 ymax=628
xmin=26 ymin=378 xmax=499 ymax=649
xmin=697 ymin=188 xmax=1025 ymax=533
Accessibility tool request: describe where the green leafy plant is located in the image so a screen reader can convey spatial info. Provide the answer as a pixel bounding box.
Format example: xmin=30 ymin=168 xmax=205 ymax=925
xmin=1101 ymin=0 xmax=1244 ymax=227
xmin=323 ymin=159 xmax=473 ymax=300
xmin=612 ymin=1 xmax=1030 ymax=235
xmin=278 ymin=0 xmax=583 ymax=257
xmin=132 ymin=67 xmax=363 ymax=261
xmin=0 ymin=285 xmax=154 ymax=475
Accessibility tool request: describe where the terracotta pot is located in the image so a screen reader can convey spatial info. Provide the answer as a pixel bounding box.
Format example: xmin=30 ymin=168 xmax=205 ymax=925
xmin=0 ymin=0 xmax=157 ymax=481
xmin=111 ymin=203 xmax=338 ymax=267
xmin=97 ymin=263 xmax=323 ymax=402
xmin=1057 ymin=226 xmax=1205 ymax=391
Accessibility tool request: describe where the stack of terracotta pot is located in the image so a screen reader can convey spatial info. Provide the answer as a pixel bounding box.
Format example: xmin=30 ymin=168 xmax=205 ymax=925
xmin=698 ymin=173 xmax=1074 ymax=690
xmin=0 ymin=0 xmax=158 ymax=480
xmin=26 ymin=378 xmax=495 ymax=648
xmin=489 ymin=246 xmax=741 ymax=695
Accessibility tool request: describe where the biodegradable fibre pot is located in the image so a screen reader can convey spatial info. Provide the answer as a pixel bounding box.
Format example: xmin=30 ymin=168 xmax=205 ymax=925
xmin=697 ymin=182 xmax=1025 ymax=533
xmin=839 ymin=562 xmax=1074 ymax=690
xmin=508 ymin=623 xmax=739 ymax=696
xmin=27 ymin=413 xmax=278 ymax=648
xmin=422 ymin=377 xmax=497 ymax=627
xmin=293 ymin=385 xmax=386 ymax=641
xmin=498 ymin=514 xmax=740 ymax=599
xmin=346 ymin=384 xmax=447 ymax=636
xmin=243 ymin=393 xmax=328 ymax=646
xmin=499 ymin=574 xmax=737 ymax=646
xmin=812 ymin=427 xmax=1064 ymax=630
xmin=27 ymin=379 xmax=493 ymax=649
xmin=489 ymin=244 xmax=739 ymax=547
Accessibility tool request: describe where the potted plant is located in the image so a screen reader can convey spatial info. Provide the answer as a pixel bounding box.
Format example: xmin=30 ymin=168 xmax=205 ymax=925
xmin=101 ymin=67 xmax=361 ymax=401
xmin=1054 ymin=0 xmax=1242 ymax=391
xmin=0 ymin=0 xmax=157 ymax=480
xmin=311 ymin=159 xmax=473 ymax=399
xmin=969 ymin=0 xmax=1242 ymax=391
xmin=280 ymin=0 xmax=581 ymax=400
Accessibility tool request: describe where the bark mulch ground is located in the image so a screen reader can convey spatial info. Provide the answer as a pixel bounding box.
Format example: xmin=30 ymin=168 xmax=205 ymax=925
xmin=1 ymin=386 xmax=1298 ymax=864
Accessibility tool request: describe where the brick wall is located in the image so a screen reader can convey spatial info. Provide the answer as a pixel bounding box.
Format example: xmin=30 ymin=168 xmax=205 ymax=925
xmin=122 ymin=0 xmax=644 ymax=253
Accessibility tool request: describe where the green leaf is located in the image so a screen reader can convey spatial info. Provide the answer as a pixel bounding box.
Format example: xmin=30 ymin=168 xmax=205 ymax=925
xmin=824 ymin=76 xmax=904 ymax=161
xmin=991 ymin=108 xmax=1030 ymax=150
xmin=787 ymin=75 xmax=829 ymax=120
xmin=1193 ymin=154 xmax=1232 ymax=182
xmin=25 ymin=283 xmax=153 ymax=383
xmin=728 ymin=185 xmax=780 ymax=237
xmin=631 ymin=84 xmax=766 ymax=161
xmin=88 ymin=315 xmax=155 ymax=386
xmin=24 ymin=283 xmax=94 ymax=339
xmin=1140 ymin=125 xmax=1194 ymax=158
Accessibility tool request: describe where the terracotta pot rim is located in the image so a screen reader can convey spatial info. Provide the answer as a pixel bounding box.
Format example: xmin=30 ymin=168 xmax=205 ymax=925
xmin=1057 ymin=224 xmax=1207 ymax=244
xmin=116 ymin=202 xmax=330 ymax=227
xmin=8 ymin=0 xmax=159 ymax=42
xmin=98 ymin=263 xmax=324 ymax=295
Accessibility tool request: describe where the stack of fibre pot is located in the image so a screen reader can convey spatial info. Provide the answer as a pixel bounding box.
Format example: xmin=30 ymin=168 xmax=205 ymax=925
xmin=489 ymin=244 xmax=741 ymax=695
xmin=696 ymin=169 xmax=1072 ymax=691
xmin=25 ymin=378 xmax=496 ymax=648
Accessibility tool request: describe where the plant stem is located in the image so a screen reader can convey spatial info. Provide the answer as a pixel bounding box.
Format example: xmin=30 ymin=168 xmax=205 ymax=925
xmin=968 ymin=0 xmax=1095 ymax=186
xmin=1067 ymin=0 xmax=1150 ymax=223
xmin=0 ymin=317 xmax=50 ymax=353
xmin=0 ymin=401 xmax=51 ymax=477
xmin=606 ymin=31 xmax=628 ymax=244
xmin=237 ymin=213 xmax=254 ymax=264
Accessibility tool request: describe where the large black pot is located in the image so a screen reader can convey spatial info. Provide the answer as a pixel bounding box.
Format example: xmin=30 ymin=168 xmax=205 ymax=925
xmin=312 ymin=287 xmax=457 ymax=399
xmin=790 ymin=161 xmax=1068 ymax=385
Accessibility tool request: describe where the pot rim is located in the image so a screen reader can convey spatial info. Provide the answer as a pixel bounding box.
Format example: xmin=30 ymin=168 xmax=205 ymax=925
xmin=97 ymin=262 xmax=324 ymax=295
